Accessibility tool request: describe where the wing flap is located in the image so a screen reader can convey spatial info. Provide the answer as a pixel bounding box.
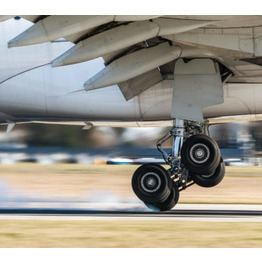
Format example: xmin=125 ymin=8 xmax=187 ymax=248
xmin=83 ymin=43 xmax=181 ymax=91
xmin=119 ymin=69 xmax=163 ymax=101
xmin=52 ymin=18 xmax=212 ymax=67
xmin=6 ymin=15 xmax=262 ymax=101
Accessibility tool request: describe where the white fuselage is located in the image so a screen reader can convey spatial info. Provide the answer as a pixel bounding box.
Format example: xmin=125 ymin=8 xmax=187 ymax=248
xmin=1 ymin=18 xmax=262 ymax=126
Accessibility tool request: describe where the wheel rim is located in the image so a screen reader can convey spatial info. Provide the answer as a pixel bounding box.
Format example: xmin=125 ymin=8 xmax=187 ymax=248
xmin=140 ymin=172 xmax=161 ymax=193
xmin=189 ymin=143 xmax=210 ymax=164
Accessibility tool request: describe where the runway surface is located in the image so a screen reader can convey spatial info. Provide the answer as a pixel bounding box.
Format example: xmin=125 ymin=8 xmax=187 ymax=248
xmin=1 ymin=204 xmax=262 ymax=222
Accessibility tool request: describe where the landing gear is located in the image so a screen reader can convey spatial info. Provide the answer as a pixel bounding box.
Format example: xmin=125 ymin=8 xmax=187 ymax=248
xmin=189 ymin=158 xmax=225 ymax=187
xmin=131 ymin=119 xmax=225 ymax=211
xmin=131 ymin=163 xmax=173 ymax=203
xmin=144 ymin=185 xmax=179 ymax=211
xmin=181 ymin=134 xmax=220 ymax=174
xmin=132 ymin=163 xmax=179 ymax=211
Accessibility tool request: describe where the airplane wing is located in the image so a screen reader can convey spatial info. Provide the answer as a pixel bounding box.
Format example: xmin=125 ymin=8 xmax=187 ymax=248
xmin=3 ymin=15 xmax=262 ymax=101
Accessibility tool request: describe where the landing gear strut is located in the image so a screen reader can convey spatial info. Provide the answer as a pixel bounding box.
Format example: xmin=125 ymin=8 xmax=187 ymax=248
xmin=131 ymin=119 xmax=225 ymax=211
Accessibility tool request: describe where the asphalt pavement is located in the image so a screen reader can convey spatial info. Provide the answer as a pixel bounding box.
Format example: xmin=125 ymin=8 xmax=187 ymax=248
xmin=0 ymin=204 xmax=262 ymax=222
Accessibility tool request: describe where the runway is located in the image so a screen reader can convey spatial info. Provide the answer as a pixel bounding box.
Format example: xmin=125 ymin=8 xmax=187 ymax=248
xmin=1 ymin=204 xmax=262 ymax=222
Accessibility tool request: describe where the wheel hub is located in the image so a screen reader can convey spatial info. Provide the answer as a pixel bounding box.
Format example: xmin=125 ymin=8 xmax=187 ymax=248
xmin=141 ymin=172 xmax=161 ymax=193
xmin=189 ymin=143 xmax=210 ymax=164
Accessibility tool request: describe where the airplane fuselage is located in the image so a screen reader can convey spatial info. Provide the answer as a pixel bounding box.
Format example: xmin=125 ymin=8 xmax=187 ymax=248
xmin=1 ymin=18 xmax=262 ymax=127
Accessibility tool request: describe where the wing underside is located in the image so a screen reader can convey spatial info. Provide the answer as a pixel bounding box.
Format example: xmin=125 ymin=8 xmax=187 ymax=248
xmin=2 ymin=15 xmax=262 ymax=101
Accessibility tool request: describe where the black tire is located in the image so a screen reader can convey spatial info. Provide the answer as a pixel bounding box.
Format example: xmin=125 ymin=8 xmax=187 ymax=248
xmin=145 ymin=184 xmax=180 ymax=211
xmin=181 ymin=134 xmax=220 ymax=174
xmin=132 ymin=163 xmax=172 ymax=204
xmin=189 ymin=158 xmax=225 ymax=187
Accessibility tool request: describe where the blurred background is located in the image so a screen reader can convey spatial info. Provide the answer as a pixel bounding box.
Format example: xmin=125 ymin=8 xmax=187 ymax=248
xmin=0 ymin=121 xmax=262 ymax=166
xmin=1 ymin=117 xmax=262 ymax=249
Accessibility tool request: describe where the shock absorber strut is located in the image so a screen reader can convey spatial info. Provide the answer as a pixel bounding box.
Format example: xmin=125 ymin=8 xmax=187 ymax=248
xmin=172 ymin=118 xmax=184 ymax=166
xmin=157 ymin=118 xmax=185 ymax=175
xmin=157 ymin=119 xmax=209 ymax=190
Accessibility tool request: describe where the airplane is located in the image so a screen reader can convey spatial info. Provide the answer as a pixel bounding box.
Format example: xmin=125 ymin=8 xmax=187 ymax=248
xmin=0 ymin=15 xmax=262 ymax=211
